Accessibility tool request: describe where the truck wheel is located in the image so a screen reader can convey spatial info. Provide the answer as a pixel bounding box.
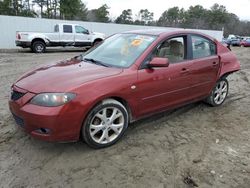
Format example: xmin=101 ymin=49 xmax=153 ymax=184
xmin=205 ymin=78 xmax=229 ymax=107
xmin=82 ymin=99 xmax=128 ymax=149
xmin=93 ymin=39 xmax=102 ymax=47
xmin=32 ymin=41 xmax=46 ymax=53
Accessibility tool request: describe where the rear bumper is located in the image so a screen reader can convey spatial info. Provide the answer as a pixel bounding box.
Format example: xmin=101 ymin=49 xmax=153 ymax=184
xmin=15 ymin=41 xmax=31 ymax=48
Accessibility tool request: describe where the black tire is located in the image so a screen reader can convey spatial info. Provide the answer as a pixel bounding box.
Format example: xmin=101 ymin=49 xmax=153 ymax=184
xmin=32 ymin=41 xmax=46 ymax=53
xmin=92 ymin=39 xmax=102 ymax=47
xmin=205 ymin=78 xmax=229 ymax=107
xmin=82 ymin=99 xmax=128 ymax=149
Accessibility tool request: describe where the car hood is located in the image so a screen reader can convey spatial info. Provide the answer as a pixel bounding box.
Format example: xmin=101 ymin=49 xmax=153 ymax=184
xmin=15 ymin=57 xmax=123 ymax=93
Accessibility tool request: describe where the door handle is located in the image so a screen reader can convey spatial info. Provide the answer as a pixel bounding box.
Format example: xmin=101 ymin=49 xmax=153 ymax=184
xmin=180 ymin=68 xmax=189 ymax=74
xmin=212 ymin=62 xmax=218 ymax=67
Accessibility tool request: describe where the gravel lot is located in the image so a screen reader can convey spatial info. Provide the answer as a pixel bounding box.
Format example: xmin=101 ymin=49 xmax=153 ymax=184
xmin=0 ymin=47 xmax=250 ymax=188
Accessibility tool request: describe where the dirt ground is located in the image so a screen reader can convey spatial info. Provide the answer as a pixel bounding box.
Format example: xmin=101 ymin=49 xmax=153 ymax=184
xmin=0 ymin=47 xmax=250 ymax=188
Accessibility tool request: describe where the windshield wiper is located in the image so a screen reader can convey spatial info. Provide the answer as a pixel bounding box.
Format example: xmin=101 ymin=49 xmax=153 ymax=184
xmin=83 ymin=58 xmax=109 ymax=67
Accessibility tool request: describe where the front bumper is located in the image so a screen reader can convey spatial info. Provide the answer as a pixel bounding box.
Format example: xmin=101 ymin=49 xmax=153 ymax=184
xmin=15 ymin=41 xmax=31 ymax=48
xmin=8 ymin=86 xmax=83 ymax=142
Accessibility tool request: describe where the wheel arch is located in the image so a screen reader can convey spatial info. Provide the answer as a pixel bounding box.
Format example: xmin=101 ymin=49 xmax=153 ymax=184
xmin=110 ymin=96 xmax=133 ymax=122
xmin=94 ymin=38 xmax=103 ymax=42
xmin=93 ymin=38 xmax=103 ymax=44
xmin=218 ymin=70 xmax=238 ymax=80
xmin=79 ymin=96 xmax=133 ymax=140
xmin=90 ymin=96 xmax=133 ymax=122
xmin=31 ymin=38 xmax=46 ymax=46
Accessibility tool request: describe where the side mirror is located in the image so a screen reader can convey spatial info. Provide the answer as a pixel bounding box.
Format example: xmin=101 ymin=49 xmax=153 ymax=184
xmin=82 ymin=30 xmax=89 ymax=35
xmin=148 ymin=57 xmax=169 ymax=68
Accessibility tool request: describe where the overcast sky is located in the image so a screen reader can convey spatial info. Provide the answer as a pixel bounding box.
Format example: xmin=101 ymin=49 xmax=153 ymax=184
xmin=85 ymin=0 xmax=250 ymax=21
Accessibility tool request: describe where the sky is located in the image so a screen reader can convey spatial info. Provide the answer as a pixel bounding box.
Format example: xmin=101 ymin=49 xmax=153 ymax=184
xmin=85 ymin=0 xmax=250 ymax=21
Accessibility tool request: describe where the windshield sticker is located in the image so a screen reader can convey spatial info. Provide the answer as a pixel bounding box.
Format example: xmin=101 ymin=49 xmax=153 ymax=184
xmin=131 ymin=39 xmax=143 ymax=47
xmin=135 ymin=35 xmax=155 ymax=42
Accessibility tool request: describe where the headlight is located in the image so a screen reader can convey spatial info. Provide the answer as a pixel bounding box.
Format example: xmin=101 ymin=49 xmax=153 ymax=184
xmin=30 ymin=93 xmax=76 ymax=107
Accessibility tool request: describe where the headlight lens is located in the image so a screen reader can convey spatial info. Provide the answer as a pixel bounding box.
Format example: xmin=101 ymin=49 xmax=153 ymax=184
xmin=30 ymin=93 xmax=76 ymax=107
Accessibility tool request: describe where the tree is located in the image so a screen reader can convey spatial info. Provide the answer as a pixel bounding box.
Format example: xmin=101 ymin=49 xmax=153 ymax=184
xmin=135 ymin=9 xmax=153 ymax=25
xmin=94 ymin=4 xmax=110 ymax=22
xmin=222 ymin=13 xmax=239 ymax=36
xmin=158 ymin=7 xmax=184 ymax=27
xmin=207 ymin=3 xmax=229 ymax=30
xmin=0 ymin=0 xmax=15 ymax=15
xmin=1 ymin=2 xmax=250 ymax=36
xmin=115 ymin=9 xmax=132 ymax=24
xmin=33 ymin=0 xmax=45 ymax=17
xmin=87 ymin=9 xmax=97 ymax=21
xmin=183 ymin=5 xmax=208 ymax=29
xmin=49 ymin=0 xmax=59 ymax=19
xmin=59 ymin=0 xmax=87 ymax=20
xmin=0 ymin=0 xmax=36 ymax=17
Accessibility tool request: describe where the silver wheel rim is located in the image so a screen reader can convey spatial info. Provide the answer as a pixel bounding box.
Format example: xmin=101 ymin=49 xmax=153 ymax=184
xmin=214 ymin=80 xmax=228 ymax=105
xmin=89 ymin=107 xmax=125 ymax=144
xmin=35 ymin=44 xmax=44 ymax=52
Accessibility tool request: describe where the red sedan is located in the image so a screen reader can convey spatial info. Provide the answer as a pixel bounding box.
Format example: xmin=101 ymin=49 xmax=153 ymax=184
xmin=240 ymin=39 xmax=250 ymax=47
xmin=9 ymin=30 xmax=240 ymax=148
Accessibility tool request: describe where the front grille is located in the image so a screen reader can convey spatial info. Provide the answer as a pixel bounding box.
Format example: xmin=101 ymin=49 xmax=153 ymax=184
xmin=12 ymin=113 xmax=25 ymax=127
xmin=11 ymin=90 xmax=25 ymax=101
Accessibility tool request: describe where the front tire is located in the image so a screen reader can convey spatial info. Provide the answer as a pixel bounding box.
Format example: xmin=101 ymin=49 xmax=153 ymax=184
xmin=82 ymin=99 xmax=128 ymax=149
xmin=92 ymin=39 xmax=102 ymax=47
xmin=205 ymin=78 xmax=229 ymax=107
xmin=32 ymin=41 xmax=46 ymax=53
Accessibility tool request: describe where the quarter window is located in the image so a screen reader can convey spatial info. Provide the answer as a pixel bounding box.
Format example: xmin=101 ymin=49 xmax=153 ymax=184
xmin=54 ymin=25 xmax=59 ymax=32
xmin=192 ymin=35 xmax=216 ymax=59
xmin=63 ymin=25 xmax=73 ymax=33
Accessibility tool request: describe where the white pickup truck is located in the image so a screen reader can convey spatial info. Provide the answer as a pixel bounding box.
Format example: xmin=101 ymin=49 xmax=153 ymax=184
xmin=15 ymin=23 xmax=106 ymax=53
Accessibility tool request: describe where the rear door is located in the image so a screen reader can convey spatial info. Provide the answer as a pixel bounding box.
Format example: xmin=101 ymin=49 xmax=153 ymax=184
xmin=188 ymin=34 xmax=220 ymax=98
xmin=60 ymin=25 xmax=74 ymax=45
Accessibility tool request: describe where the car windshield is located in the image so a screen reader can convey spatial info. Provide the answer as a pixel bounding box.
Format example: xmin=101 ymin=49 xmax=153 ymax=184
xmin=82 ymin=33 xmax=156 ymax=68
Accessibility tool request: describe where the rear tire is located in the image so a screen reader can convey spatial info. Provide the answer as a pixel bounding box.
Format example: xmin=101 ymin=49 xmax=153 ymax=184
xmin=32 ymin=41 xmax=46 ymax=53
xmin=205 ymin=78 xmax=229 ymax=107
xmin=82 ymin=99 xmax=128 ymax=149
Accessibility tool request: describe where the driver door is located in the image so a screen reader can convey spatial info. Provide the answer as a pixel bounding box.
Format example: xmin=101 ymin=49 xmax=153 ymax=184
xmin=136 ymin=35 xmax=195 ymax=116
xmin=74 ymin=25 xmax=92 ymax=46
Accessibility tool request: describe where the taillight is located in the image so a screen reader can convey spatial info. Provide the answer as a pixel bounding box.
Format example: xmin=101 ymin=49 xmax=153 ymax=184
xmin=17 ymin=34 xmax=21 ymax=40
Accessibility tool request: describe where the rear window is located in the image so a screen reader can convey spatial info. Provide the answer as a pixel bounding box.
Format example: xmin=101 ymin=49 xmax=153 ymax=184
xmin=54 ymin=25 xmax=59 ymax=32
xmin=63 ymin=25 xmax=72 ymax=33
xmin=192 ymin=35 xmax=216 ymax=59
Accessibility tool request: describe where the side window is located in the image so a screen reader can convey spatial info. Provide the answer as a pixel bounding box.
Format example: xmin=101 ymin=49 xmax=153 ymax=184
xmin=54 ymin=25 xmax=59 ymax=32
xmin=192 ymin=35 xmax=216 ymax=59
xmin=75 ymin=26 xmax=88 ymax=34
xmin=63 ymin=25 xmax=73 ymax=33
xmin=154 ymin=36 xmax=185 ymax=63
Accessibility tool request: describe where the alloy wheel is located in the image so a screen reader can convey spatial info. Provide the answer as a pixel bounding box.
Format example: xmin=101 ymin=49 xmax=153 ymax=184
xmin=89 ymin=107 xmax=125 ymax=144
xmin=35 ymin=44 xmax=44 ymax=52
xmin=213 ymin=80 xmax=228 ymax=105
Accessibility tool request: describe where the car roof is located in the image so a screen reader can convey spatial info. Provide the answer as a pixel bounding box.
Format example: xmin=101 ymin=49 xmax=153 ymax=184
xmin=122 ymin=29 xmax=216 ymax=40
xmin=123 ymin=29 xmax=180 ymax=36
